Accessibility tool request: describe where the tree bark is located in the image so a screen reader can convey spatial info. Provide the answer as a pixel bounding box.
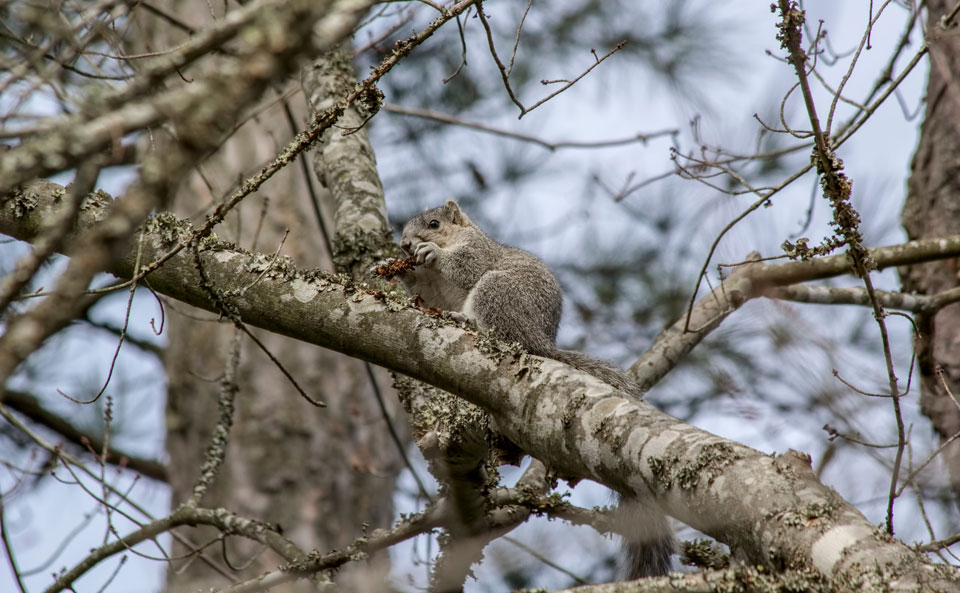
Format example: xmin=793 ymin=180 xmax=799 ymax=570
xmin=899 ymin=0 xmax=960 ymax=502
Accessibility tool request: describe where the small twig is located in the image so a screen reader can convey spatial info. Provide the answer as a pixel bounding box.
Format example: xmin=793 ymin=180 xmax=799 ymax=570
xmin=475 ymin=1 xmax=623 ymax=118
xmin=280 ymin=97 xmax=333 ymax=263
xmin=937 ymin=365 xmax=960 ymax=412
xmin=99 ymin=396 xmax=115 ymax=546
xmin=894 ymin=367 xmax=960 ymax=498
xmin=353 ymin=7 xmax=416 ymax=57
xmin=364 ymin=362 xmax=432 ymax=500
xmin=82 ymin=316 xmax=164 ymax=357
xmin=476 ymin=1 xmax=525 ymax=113
xmin=524 ymin=42 xmax=625 ymax=117
xmin=823 ymin=424 xmax=899 ymax=448
xmin=93 ymin=555 xmax=127 ymax=593
xmin=219 ymin=535 xmax=268 ymax=572
xmin=825 ymin=0 xmax=896 ymax=137
xmin=57 ymin=223 xmax=149 ymax=405
xmin=241 ymin=229 xmax=289 ymax=295
xmin=503 ymin=535 xmax=589 ymax=585
xmin=236 ymin=323 xmax=324 ymax=407
xmin=918 ymin=532 xmax=960 ymax=553
xmin=442 ymin=10 xmax=469 ymax=83
xmin=831 ymin=369 xmax=896 ymax=398
xmin=895 ymin=428 xmax=960 ymax=499
xmin=20 ymin=507 xmax=102 ymax=576
xmin=506 ymin=0 xmax=535 ymax=77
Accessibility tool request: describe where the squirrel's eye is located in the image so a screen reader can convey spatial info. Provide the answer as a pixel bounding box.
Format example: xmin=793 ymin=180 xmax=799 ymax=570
xmin=428 ymin=219 xmax=440 ymax=229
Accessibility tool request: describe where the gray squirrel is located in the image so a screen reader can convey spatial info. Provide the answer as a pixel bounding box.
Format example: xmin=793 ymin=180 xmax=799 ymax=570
xmin=398 ymin=200 xmax=674 ymax=578
xmin=399 ymin=200 xmax=642 ymax=398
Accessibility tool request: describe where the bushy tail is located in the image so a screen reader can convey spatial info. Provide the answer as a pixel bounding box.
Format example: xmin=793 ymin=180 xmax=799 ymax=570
xmin=548 ymin=349 xmax=644 ymax=399
xmin=617 ymin=495 xmax=675 ymax=578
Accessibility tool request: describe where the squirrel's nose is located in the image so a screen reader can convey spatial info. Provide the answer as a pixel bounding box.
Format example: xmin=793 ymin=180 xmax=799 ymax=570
xmin=400 ymin=239 xmax=412 ymax=254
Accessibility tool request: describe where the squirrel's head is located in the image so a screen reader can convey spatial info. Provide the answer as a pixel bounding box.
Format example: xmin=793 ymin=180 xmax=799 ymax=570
xmin=400 ymin=200 xmax=474 ymax=253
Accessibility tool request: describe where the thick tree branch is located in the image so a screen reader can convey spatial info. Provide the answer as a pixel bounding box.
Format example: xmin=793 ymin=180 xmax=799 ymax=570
xmin=553 ymin=567 xmax=825 ymax=593
xmin=1 ymin=182 xmax=957 ymax=591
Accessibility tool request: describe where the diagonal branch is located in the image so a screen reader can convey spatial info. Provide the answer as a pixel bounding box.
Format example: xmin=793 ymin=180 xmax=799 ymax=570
xmin=777 ymin=0 xmax=907 ymax=535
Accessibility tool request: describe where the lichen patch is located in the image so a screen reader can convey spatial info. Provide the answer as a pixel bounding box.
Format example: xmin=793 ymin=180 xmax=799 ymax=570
xmin=290 ymin=277 xmax=320 ymax=303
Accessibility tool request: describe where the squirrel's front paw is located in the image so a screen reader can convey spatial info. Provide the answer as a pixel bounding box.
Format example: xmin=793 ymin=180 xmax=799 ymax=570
xmin=414 ymin=241 xmax=440 ymax=267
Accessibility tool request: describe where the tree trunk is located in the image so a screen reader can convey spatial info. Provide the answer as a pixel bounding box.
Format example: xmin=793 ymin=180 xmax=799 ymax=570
xmin=128 ymin=5 xmax=406 ymax=591
xmin=899 ymin=0 xmax=960 ymax=502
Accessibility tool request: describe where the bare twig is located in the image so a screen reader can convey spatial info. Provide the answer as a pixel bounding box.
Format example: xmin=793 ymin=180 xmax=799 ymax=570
xmin=475 ymin=1 xmax=624 ymax=118
xmin=384 ymin=103 xmax=677 ymax=150
xmin=769 ymin=284 xmax=960 ymax=312
xmin=506 ymin=0 xmax=535 ymax=77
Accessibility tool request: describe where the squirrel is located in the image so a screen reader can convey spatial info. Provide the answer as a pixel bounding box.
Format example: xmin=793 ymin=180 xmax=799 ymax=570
xmin=397 ymin=200 xmax=674 ymax=578
xmin=398 ymin=199 xmax=642 ymax=398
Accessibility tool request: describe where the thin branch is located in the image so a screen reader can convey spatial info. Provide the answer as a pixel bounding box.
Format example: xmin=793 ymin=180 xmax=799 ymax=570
xmin=442 ymin=9 xmax=470 ymax=83
xmin=476 ymin=1 xmax=525 ymax=113
xmin=769 ymin=284 xmax=960 ymax=312
xmin=58 ymin=226 xmax=150 ymax=406
xmin=383 ymin=103 xmax=677 ymax=150
xmin=777 ymin=0 xmax=906 ymax=534
xmin=364 ymin=363 xmax=432 ymax=500
xmin=475 ymin=1 xmax=624 ymax=118
xmin=506 ymin=0 xmax=535 ymax=77
xmin=824 ymin=0 xmax=896 ymax=136
xmin=918 ymin=532 xmax=960 ymax=553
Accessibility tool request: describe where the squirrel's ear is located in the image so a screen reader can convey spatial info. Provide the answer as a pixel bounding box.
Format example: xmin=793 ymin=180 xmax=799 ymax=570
xmin=444 ymin=200 xmax=468 ymax=225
